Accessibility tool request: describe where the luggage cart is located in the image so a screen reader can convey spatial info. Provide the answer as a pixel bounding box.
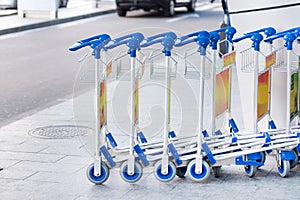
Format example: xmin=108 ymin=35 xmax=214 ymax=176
xmin=234 ymin=31 xmax=300 ymax=177
xmin=69 ymin=34 xmax=118 ymax=184
xmin=172 ymin=29 xmax=268 ymax=181
xmin=103 ymin=32 xmax=183 ymax=183
xmin=138 ymin=32 xmax=184 ymax=182
xmin=264 ymin=28 xmax=300 ymax=171
xmin=102 ymin=32 xmax=153 ymax=183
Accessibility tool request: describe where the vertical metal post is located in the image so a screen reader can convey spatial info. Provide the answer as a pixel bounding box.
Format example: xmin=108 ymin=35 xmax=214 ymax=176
xmin=196 ymin=54 xmax=205 ymax=174
xmin=94 ymin=58 xmax=101 ymax=176
xmin=128 ymin=56 xmax=136 ymax=175
xmin=162 ymin=55 xmax=171 ymax=175
xmin=286 ymin=50 xmax=291 ymax=135
xmin=253 ymin=50 xmax=259 ymax=133
xmin=211 ymin=48 xmax=216 ymax=136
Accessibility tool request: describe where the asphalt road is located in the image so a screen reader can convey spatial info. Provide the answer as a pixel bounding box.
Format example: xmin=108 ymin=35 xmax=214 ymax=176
xmin=0 ymin=3 xmax=224 ymax=127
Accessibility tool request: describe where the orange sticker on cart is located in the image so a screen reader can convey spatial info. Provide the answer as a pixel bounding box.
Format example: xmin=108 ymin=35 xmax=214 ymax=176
xmin=265 ymin=53 xmax=276 ymax=68
xmin=290 ymin=72 xmax=298 ymax=119
xmin=99 ymin=80 xmax=107 ymax=127
xmin=106 ymin=60 xmax=112 ymax=77
xmin=215 ymin=68 xmax=230 ymax=116
xmin=257 ymin=70 xmax=269 ymax=119
xmin=134 ymin=80 xmax=139 ymax=125
xmin=223 ymin=51 xmax=236 ymax=67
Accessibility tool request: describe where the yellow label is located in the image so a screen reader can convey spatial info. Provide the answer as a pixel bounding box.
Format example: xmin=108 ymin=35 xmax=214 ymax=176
xmin=265 ymin=53 xmax=276 ymax=68
xmin=257 ymin=70 xmax=269 ymax=119
xmin=223 ymin=51 xmax=236 ymax=67
xmin=106 ymin=61 xmax=112 ymax=77
xmin=99 ymin=80 xmax=106 ymax=127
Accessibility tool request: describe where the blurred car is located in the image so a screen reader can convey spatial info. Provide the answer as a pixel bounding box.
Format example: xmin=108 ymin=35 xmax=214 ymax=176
xmin=0 ymin=0 xmax=68 ymax=9
xmin=0 ymin=0 xmax=17 ymax=9
xmin=115 ymin=0 xmax=196 ymax=17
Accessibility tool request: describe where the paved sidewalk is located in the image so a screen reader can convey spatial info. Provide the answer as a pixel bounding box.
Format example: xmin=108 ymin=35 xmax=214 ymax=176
xmin=0 ymin=0 xmax=116 ymax=35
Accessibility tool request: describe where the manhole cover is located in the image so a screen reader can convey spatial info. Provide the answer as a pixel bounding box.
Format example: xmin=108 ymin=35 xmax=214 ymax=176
xmin=28 ymin=125 xmax=93 ymax=139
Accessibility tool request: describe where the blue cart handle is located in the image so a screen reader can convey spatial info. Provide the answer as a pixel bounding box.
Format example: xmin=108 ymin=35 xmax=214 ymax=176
xmin=233 ymin=33 xmax=263 ymax=51
xmin=175 ymin=35 xmax=210 ymax=56
xmin=143 ymin=32 xmax=177 ymax=43
xmin=112 ymin=32 xmax=144 ymax=44
xmin=69 ymin=34 xmax=111 ymax=52
xmin=270 ymin=27 xmax=300 ymax=38
xmin=105 ymin=32 xmax=144 ymax=57
xmin=210 ymin=26 xmax=237 ymax=42
xmin=177 ymin=30 xmax=210 ymax=43
xmin=264 ymin=32 xmax=298 ymax=50
xmin=140 ymin=32 xmax=177 ymax=56
xmin=244 ymin=27 xmax=276 ymax=38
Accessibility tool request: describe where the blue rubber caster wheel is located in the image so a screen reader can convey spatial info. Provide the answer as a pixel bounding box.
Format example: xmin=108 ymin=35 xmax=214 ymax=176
xmin=187 ymin=159 xmax=210 ymax=181
xmin=86 ymin=163 xmax=110 ymax=185
xmin=278 ymin=160 xmax=290 ymax=178
xmin=176 ymin=166 xmax=187 ymax=178
xmin=290 ymin=149 xmax=299 ymax=169
xmin=154 ymin=161 xmax=176 ymax=182
xmin=120 ymin=161 xmax=143 ymax=183
xmin=244 ymin=165 xmax=257 ymax=177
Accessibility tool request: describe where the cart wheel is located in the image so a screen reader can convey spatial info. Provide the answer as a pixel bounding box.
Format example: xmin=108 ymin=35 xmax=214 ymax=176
xmin=212 ymin=166 xmax=221 ymax=178
xmin=154 ymin=161 xmax=176 ymax=182
xmin=120 ymin=161 xmax=143 ymax=183
xmin=244 ymin=165 xmax=257 ymax=177
xmin=187 ymin=159 xmax=210 ymax=182
xmin=176 ymin=166 xmax=187 ymax=178
xmin=290 ymin=149 xmax=299 ymax=169
xmin=86 ymin=163 xmax=110 ymax=185
xmin=278 ymin=160 xmax=290 ymax=178
xmin=257 ymin=151 xmax=266 ymax=169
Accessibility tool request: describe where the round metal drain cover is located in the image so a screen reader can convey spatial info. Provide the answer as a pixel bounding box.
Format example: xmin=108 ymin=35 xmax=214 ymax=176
xmin=29 ymin=125 xmax=93 ymax=139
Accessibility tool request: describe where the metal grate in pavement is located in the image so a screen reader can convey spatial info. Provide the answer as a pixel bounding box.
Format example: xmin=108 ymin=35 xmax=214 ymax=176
xmin=28 ymin=125 xmax=93 ymax=139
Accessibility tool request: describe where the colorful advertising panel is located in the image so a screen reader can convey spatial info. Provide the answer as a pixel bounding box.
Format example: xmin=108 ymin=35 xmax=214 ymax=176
xmin=134 ymin=80 xmax=139 ymax=125
xmin=290 ymin=72 xmax=299 ymax=119
xmin=265 ymin=53 xmax=276 ymax=68
xmin=215 ymin=68 xmax=230 ymax=116
xmin=99 ymin=80 xmax=106 ymax=127
xmin=223 ymin=51 xmax=236 ymax=67
xmin=257 ymin=70 xmax=270 ymax=119
xmin=106 ymin=61 xmax=112 ymax=77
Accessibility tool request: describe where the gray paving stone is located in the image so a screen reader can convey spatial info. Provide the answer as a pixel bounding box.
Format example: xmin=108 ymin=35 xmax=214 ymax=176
xmin=56 ymin=155 xmax=92 ymax=165
xmin=10 ymin=160 xmax=86 ymax=174
xmin=0 ymin=168 xmax=37 ymax=180
xmin=0 ymin=159 xmax=21 ymax=169
xmin=0 ymin=151 xmax=64 ymax=162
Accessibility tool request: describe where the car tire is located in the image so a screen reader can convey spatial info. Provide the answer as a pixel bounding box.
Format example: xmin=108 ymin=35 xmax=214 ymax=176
xmin=187 ymin=0 xmax=196 ymax=12
xmin=59 ymin=0 xmax=68 ymax=8
xmin=164 ymin=0 xmax=175 ymax=17
xmin=117 ymin=9 xmax=127 ymax=17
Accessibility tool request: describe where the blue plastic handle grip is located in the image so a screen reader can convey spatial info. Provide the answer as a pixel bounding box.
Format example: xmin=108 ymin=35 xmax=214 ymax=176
xmin=210 ymin=26 xmax=237 ymax=42
xmin=264 ymin=32 xmax=297 ymax=50
xmin=140 ymin=32 xmax=177 ymax=47
xmin=113 ymin=32 xmax=144 ymax=43
xmin=69 ymin=34 xmax=111 ymax=51
xmin=178 ymin=30 xmax=210 ymax=42
xmin=233 ymin=33 xmax=263 ymax=51
xmin=105 ymin=32 xmax=144 ymax=50
xmin=145 ymin=32 xmax=177 ymax=42
xmin=271 ymin=27 xmax=300 ymax=37
xmin=244 ymin=27 xmax=276 ymax=37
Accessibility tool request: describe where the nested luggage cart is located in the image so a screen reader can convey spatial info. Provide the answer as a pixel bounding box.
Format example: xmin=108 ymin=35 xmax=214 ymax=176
xmin=68 ymin=27 xmax=300 ymax=185
xmin=234 ymin=28 xmax=300 ymax=177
